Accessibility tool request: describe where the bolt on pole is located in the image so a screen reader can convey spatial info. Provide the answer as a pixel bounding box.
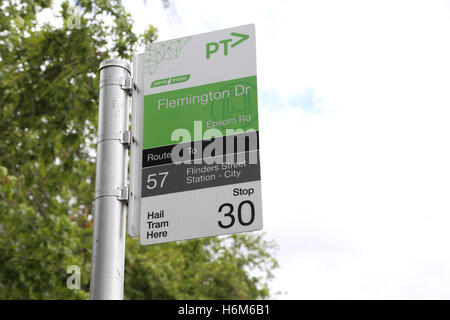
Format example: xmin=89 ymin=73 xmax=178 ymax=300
xmin=90 ymin=59 xmax=131 ymax=300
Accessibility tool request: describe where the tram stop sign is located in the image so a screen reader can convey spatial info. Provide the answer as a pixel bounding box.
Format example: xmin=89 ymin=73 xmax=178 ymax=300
xmin=128 ymin=24 xmax=263 ymax=245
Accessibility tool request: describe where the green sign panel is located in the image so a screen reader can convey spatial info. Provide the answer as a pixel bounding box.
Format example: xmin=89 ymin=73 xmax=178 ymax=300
xmin=143 ymin=75 xmax=258 ymax=149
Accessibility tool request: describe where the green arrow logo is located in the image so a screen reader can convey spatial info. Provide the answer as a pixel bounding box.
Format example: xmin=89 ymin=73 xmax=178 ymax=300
xmin=230 ymin=32 xmax=250 ymax=47
xmin=206 ymin=33 xmax=250 ymax=59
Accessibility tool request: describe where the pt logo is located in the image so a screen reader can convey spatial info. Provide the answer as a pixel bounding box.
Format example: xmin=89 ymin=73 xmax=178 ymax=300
xmin=206 ymin=32 xmax=250 ymax=59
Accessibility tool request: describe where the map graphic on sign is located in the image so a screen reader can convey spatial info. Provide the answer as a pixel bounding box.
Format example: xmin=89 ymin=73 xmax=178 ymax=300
xmin=129 ymin=24 xmax=262 ymax=245
xmin=144 ymin=37 xmax=191 ymax=74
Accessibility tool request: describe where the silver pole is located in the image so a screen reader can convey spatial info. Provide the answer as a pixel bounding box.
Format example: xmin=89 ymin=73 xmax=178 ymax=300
xmin=90 ymin=59 xmax=131 ymax=300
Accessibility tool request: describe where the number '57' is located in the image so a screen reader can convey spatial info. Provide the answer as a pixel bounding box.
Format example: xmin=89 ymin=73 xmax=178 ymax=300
xmin=146 ymin=172 xmax=169 ymax=190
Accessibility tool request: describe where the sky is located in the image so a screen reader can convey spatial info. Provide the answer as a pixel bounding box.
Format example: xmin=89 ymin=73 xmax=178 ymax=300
xmin=120 ymin=0 xmax=450 ymax=299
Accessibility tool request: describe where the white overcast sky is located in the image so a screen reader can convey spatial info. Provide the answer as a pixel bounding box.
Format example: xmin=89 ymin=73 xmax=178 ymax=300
xmin=123 ymin=0 xmax=450 ymax=299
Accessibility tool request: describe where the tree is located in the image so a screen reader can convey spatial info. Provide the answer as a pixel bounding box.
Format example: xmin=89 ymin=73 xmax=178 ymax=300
xmin=0 ymin=0 xmax=278 ymax=299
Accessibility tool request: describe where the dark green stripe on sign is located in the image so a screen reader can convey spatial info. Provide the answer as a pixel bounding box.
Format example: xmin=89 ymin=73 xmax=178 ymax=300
xmin=151 ymin=74 xmax=191 ymax=88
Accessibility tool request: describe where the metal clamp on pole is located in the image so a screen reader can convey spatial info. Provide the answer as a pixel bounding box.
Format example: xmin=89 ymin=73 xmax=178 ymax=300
xmin=121 ymin=77 xmax=133 ymax=96
xmin=118 ymin=186 xmax=129 ymax=202
xmin=94 ymin=185 xmax=129 ymax=201
xmin=90 ymin=59 xmax=131 ymax=300
xmin=121 ymin=131 xmax=131 ymax=148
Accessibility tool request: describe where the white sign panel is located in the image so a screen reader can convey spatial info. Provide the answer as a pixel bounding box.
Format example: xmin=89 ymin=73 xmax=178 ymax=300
xmin=129 ymin=24 xmax=262 ymax=245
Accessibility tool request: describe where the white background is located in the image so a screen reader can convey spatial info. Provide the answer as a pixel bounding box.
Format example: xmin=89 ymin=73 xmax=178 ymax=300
xmin=140 ymin=182 xmax=263 ymax=245
xmin=142 ymin=24 xmax=256 ymax=95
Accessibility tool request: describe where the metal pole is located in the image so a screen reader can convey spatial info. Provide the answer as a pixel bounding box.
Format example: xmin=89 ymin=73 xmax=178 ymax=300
xmin=90 ymin=59 xmax=131 ymax=300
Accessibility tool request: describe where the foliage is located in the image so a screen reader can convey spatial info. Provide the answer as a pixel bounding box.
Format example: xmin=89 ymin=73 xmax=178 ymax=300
xmin=125 ymin=234 xmax=278 ymax=300
xmin=0 ymin=0 xmax=278 ymax=299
